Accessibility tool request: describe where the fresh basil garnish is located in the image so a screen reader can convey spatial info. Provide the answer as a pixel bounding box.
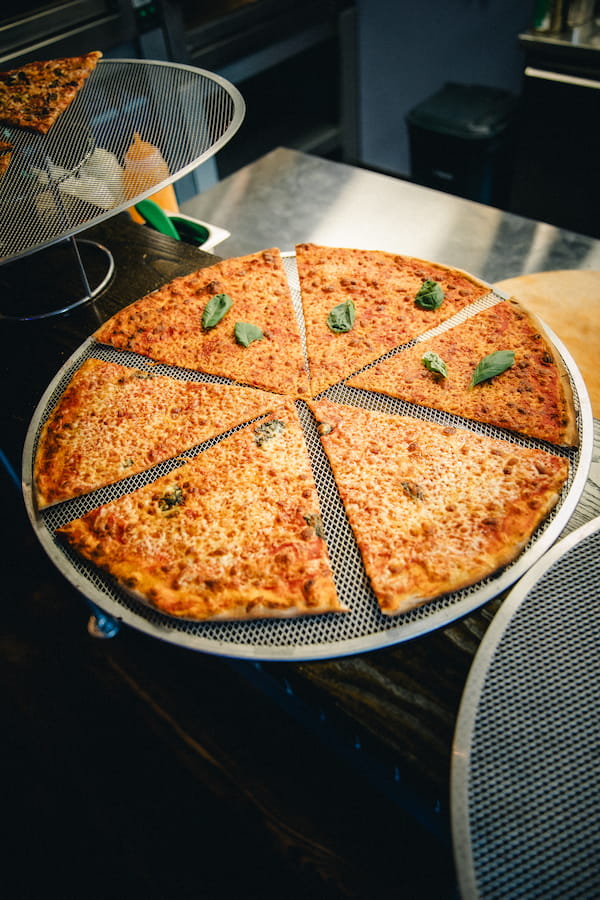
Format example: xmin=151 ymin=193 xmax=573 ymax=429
xmin=327 ymin=298 xmax=356 ymax=333
xmin=470 ymin=349 xmax=515 ymax=387
xmin=202 ymin=293 xmax=232 ymax=330
xmin=235 ymin=321 xmax=264 ymax=347
xmin=415 ymin=279 xmax=444 ymax=310
xmin=422 ymin=351 xmax=448 ymax=378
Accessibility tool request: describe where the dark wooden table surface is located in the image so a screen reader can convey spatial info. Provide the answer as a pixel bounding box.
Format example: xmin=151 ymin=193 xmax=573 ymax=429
xmin=2 ymin=214 xmax=596 ymax=899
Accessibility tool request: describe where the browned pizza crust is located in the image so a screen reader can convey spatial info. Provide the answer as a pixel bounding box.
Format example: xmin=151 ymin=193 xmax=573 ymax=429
xmin=34 ymin=358 xmax=280 ymax=508
xmin=0 ymin=139 xmax=12 ymax=177
xmin=296 ymin=243 xmax=491 ymax=395
xmin=57 ymin=403 xmax=346 ymax=621
xmin=309 ymin=398 xmax=569 ymax=616
xmin=94 ymin=249 xmax=311 ymax=398
xmin=347 ymin=298 xmax=578 ymax=446
xmin=0 ymin=52 xmax=102 ymax=134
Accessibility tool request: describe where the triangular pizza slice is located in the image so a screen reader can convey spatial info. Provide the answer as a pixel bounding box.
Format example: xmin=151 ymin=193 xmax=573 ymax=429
xmin=347 ymin=298 xmax=578 ymax=446
xmin=0 ymin=52 xmax=102 ymax=134
xmin=94 ymin=249 xmax=310 ymax=398
xmin=296 ymin=243 xmax=490 ymax=395
xmin=57 ymin=402 xmax=345 ymax=621
xmin=309 ymin=399 xmax=569 ymax=616
xmin=34 ymin=358 xmax=280 ymax=508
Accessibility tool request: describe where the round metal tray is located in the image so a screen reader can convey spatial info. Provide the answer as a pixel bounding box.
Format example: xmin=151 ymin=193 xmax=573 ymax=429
xmin=451 ymin=514 xmax=600 ymax=899
xmin=0 ymin=58 xmax=245 ymax=263
xmin=22 ymin=255 xmax=594 ymax=660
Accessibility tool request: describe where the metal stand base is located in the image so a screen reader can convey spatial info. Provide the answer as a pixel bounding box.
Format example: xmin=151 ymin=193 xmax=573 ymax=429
xmin=0 ymin=236 xmax=114 ymax=321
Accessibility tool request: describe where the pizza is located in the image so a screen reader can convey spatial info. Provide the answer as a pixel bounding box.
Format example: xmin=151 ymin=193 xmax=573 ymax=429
xmin=32 ymin=243 xmax=579 ymax=625
xmin=0 ymin=52 xmax=101 ymax=134
xmin=347 ymin=298 xmax=578 ymax=446
xmin=296 ymin=242 xmax=490 ymax=395
xmin=57 ymin=403 xmax=345 ymax=621
xmin=94 ymin=248 xmax=311 ymax=398
xmin=309 ymin=398 xmax=569 ymax=616
xmin=0 ymin=139 xmax=12 ymax=177
xmin=34 ymin=358 xmax=280 ymax=508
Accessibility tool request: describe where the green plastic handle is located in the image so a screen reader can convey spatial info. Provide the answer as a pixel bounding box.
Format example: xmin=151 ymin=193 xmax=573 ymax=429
xmin=134 ymin=198 xmax=180 ymax=241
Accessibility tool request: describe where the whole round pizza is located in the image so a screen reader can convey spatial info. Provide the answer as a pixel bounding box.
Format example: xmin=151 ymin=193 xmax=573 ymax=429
xmin=24 ymin=244 xmax=590 ymax=658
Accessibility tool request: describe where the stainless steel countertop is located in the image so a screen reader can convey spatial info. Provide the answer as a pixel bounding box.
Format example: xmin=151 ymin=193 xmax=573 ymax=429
xmin=182 ymin=147 xmax=600 ymax=284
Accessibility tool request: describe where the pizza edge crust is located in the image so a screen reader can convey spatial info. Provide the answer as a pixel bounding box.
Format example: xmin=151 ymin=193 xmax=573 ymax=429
xmin=504 ymin=295 xmax=579 ymax=447
xmin=56 ymin=514 xmax=345 ymax=621
xmin=107 ymin=568 xmax=345 ymax=621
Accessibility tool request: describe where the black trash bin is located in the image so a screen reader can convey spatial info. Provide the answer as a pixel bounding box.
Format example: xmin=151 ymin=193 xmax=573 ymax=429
xmin=406 ymin=82 xmax=518 ymax=207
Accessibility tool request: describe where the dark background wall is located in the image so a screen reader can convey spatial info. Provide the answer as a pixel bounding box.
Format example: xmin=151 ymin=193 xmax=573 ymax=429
xmin=356 ymin=0 xmax=536 ymax=177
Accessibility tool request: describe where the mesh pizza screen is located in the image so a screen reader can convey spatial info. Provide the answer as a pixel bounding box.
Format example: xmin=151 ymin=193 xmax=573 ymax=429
xmin=0 ymin=59 xmax=244 ymax=261
xmin=22 ymin=254 xmax=591 ymax=659
xmin=451 ymin=517 xmax=600 ymax=899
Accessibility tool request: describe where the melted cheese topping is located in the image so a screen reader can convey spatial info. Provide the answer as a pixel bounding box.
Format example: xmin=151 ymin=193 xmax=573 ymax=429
xmin=296 ymin=243 xmax=489 ymax=395
xmin=35 ymin=359 xmax=278 ymax=507
xmin=348 ymin=299 xmax=578 ymax=446
xmin=94 ymin=249 xmax=310 ymax=398
xmin=57 ymin=402 xmax=345 ymax=621
xmin=310 ymin=399 xmax=569 ymax=615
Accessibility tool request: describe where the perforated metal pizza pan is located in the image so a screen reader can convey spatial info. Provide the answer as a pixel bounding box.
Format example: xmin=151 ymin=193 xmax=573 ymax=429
xmin=22 ymin=255 xmax=594 ymax=661
xmin=450 ymin=513 xmax=600 ymax=900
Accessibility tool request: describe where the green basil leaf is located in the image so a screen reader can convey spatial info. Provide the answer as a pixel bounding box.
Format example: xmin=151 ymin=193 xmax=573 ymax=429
xmin=327 ymin=298 xmax=356 ymax=333
xmin=234 ymin=321 xmax=264 ymax=347
xmin=470 ymin=349 xmax=515 ymax=387
xmin=422 ymin=350 xmax=448 ymax=378
xmin=414 ymin=279 xmax=444 ymax=310
xmin=202 ymin=293 xmax=232 ymax=330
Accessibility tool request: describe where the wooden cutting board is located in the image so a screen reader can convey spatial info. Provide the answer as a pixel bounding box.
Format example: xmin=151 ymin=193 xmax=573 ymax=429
xmin=494 ymin=270 xmax=600 ymax=418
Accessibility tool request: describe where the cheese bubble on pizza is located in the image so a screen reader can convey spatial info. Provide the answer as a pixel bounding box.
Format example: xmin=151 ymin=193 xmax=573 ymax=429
xmin=0 ymin=139 xmax=12 ymax=177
